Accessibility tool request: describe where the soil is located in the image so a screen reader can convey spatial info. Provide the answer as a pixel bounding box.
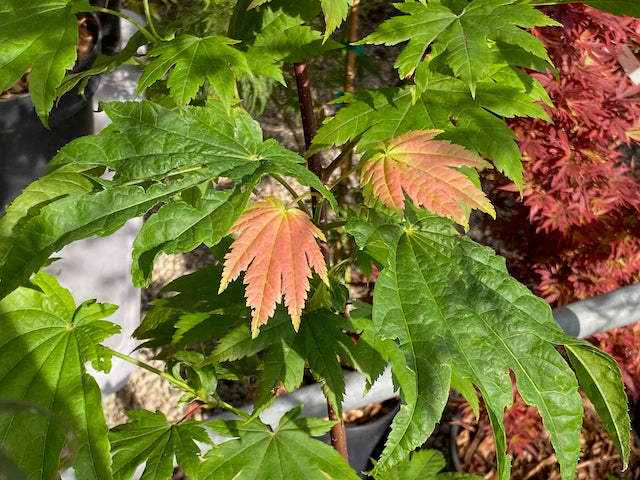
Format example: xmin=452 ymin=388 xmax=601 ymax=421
xmin=0 ymin=14 xmax=97 ymax=98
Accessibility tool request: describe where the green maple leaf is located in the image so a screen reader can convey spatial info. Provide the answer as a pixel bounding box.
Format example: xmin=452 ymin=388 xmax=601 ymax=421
xmin=134 ymin=265 xmax=247 ymax=353
xmin=362 ymin=0 xmax=558 ymax=95
xmin=137 ymin=35 xmax=250 ymax=109
xmin=311 ymin=79 xmax=539 ymax=188
xmin=321 ymin=0 xmax=354 ymax=41
xmin=0 ymin=272 xmax=118 ymax=480
xmin=200 ymin=406 xmax=359 ymax=479
xmin=211 ymin=308 xmax=386 ymax=417
xmin=372 ymin=448 xmax=482 ymax=480
xmin=211 ymin=309 xmax=305 ymax=416
xmin=0 ymin=0 xmax=93 ymax=126
xmin=231 ymin=0 xmax=336 ymax=63
xmin=350 ymin=210 xmax=628 ymax=479
xmin=109 ymin=410 xmax=211 ymax=480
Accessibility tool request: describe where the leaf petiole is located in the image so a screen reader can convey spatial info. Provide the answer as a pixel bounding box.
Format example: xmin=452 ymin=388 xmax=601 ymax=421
xmin=107 ymin=347 xmax=197 ymax=394
xmin=90 ymin=6 xmax=163 ymax=43
xmin=141 ymin=0 xmax=164 ymax=42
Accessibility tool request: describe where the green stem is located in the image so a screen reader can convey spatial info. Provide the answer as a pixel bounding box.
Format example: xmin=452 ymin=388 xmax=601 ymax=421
xmin=141 ymin=0 xmax=163 ymax=41
xmin=90 ymin=6 xmax=162 ymax=43
xmin=108 ymin=348 xmax=195 ymax=393
xmin=106 ymin=348 xmax=251 ymax=420
xmin=272 ymin=174 xmax=311 ymax=216
xmin=217 ymin=401 xmax=250 ymax=420
xmin=328 ymin=165 xmax=360 ymax=191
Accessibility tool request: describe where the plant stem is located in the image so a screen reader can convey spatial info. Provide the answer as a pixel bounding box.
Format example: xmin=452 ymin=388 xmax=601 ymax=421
xmin=328 ymin=404 xmax=349 ymax=463
xmin=141 ymin=0 xmax=163 ymax=41
xmin=344 ymin=0 xmax=360 ymax=97
xmin=90 ymin=6 xmax=162 ymax=43
xmin=294 ymin=61 xmax=324 ymax=184
xmin=324 ymin=139 xmax=359 ymax=180
xmin=108 ymin=348 xmax=195 ymax=393
xmin=272 ymin=174 xmax=312 ymax=215
xmin=293 ymin=60 xmax=349 ymax=463
xmin=340 ymin=0 xmax=360 ymax=182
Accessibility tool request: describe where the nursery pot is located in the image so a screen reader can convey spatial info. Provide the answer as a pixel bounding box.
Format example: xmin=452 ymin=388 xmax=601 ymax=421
xmin=91 ymin=0 xmax=121 ymax=54
xmin=0 ymin=13 xmax=102 ymax=211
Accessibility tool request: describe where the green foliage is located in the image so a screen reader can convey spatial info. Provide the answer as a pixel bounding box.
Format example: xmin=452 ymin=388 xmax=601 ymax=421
xmin=0 ymin=0 xmax=635 ymax=479
xmin=350 ymin=209 xmax=599 ymax=479
xmin=109 ymin=410 xmax=211 ymax=479
xmin=371 ymin=449 xmax=482 ymax=479
xmin=200 ymin=406 xmax=360 ymax=479
xmin=0 ymin=272 xmax=117 ymax=479
xmin=361 ymin=0 xmax=559 ymax=95
xmin=137 ymin=35 xmax=250 ymax=108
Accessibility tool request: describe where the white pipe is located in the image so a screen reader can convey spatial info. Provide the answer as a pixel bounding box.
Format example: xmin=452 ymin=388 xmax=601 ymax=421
xmin=552 ymin=282 xmax=640 ymax=338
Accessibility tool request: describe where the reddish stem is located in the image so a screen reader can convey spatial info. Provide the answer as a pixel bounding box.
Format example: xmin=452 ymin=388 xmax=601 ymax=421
xmin=293 ymin=61 xmax=324 ymax=183
xmin=293 ymin=60 xmax=348 ymax=463
xmin=328 ymin=403 xmax=350 ymax=463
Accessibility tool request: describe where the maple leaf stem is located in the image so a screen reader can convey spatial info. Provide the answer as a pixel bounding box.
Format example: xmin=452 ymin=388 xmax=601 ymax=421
xmin=141 ymin=0 xmax=163 ymax=42
xmin=324 ymin=139 xmax=360 ymax=181
xmin=108 ymin=347 xmax=196 ymax=394
xmin=91 ymin=6 xmax=161 ymax=43
xmin=272 ymin=174 xmax=311 ymax=215
xmin=327 ymin=164 xmax=360 ymax=191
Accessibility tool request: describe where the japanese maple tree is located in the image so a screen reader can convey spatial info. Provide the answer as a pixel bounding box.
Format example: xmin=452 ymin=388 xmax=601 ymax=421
xmin=0 ymin=1 xmax=637 ymax=480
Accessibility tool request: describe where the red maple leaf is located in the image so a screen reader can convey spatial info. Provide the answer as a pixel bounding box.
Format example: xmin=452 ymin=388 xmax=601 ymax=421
xmin=360 ymin=130 xmax=495 ymax=228
xmin=220 ymin=198 xmax=328 ymax=336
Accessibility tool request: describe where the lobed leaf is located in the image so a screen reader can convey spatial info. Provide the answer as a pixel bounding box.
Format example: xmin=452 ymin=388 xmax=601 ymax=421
xmin=309 ymin=81 xmax=529 ymax=188
xmin=360 ymin=130 xmax=495 ymax=228
xmin=362 ymin=0 xmax=558 ymax=95
xmin=109 ymin=410 xmax=211 ymax=480
xmin=0 ymin=272 xmax=117 ymax=480
xmin=220 ymin=198 xmax=328 ymax=336
xmin=201 ymin=406 xmax=359 ymax=480
xmin=137 ymin=35 xmax=250 ymax=110
xmin=352 ymin=211 xmax=625 ymax=479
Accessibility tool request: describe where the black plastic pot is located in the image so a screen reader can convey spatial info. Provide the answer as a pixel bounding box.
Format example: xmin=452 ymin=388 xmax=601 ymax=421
xmin=0 ymin=14 xmax=102 ymax=211
xmin=91 ymin=0 xmax=121 ymax=54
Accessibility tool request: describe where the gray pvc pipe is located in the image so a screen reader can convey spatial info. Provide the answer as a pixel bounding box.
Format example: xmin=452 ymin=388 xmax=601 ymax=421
xmin=552 ymin=282 xmax=640 ymax=338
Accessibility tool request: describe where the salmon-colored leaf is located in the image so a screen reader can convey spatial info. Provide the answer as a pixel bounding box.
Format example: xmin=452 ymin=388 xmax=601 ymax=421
xmin=361 ymin=130 xmax=495 ymax=228
xmin=220 ymin=198 xmax=328 ymax=336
